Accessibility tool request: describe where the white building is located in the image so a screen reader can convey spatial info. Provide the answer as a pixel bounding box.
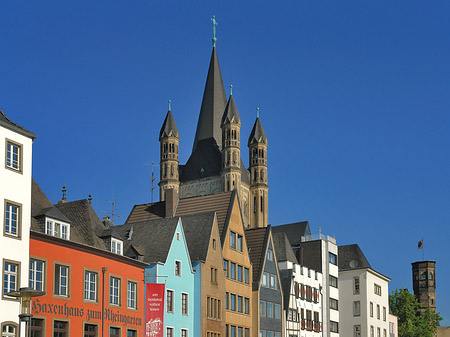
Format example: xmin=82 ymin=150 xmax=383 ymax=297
xmin=338 ymin=244 xmax=391 ymax=337
xmin=0 ymin=109 xmax=36 ymax=336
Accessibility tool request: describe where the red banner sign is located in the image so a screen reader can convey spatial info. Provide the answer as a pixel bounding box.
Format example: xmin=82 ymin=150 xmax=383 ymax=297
xmin=145 ymin=283 xmax=165 ymax=337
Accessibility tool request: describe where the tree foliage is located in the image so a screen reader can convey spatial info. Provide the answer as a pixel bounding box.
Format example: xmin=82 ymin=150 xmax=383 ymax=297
xmin=389 ymin=288 xmax=442 ymax=337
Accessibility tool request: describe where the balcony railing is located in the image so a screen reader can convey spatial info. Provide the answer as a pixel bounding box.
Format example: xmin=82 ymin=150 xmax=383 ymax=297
xmin=302 ymin=233 xmax=336 ymax=244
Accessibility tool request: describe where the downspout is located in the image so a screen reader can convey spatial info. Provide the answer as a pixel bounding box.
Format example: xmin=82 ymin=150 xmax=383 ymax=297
xmin=102 ymin=267 xmax=107 ymax=337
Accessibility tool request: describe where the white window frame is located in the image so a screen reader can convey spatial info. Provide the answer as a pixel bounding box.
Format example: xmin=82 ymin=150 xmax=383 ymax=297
xmin=5 ymin=140 xmax=21 ymax=171
xmin=127 ymin=281 xmax=137 ymax=309
xmin=175 ymin=260 xmax=181 ymax=276
xmin=55 ymin=264 xmax=69 ymax=297
xmin=45 ymin=218 xmax=70 ymax=240
xmin=3 ymin=261 xmax=19 ymax=297
xmin=109 ymin=276 xmax=120 ymax=306
xmin=29 ymin=259 xmax=44 ymax=291
xmin=111 ymin=238 xmax=123 ymax=255
xmin=181 ymin=292 xmax=188 ymax=315
xmin=4 ymin=202 xmax=20 ymax=237
xmin=353 ymin=301 xmax=360 ymax=316
xmin=84 ymin=270 xmax=97 ymax=301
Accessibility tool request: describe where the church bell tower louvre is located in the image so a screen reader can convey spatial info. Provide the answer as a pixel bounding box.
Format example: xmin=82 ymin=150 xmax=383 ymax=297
xmin=157 ymin=29 xmax=269 ymax=228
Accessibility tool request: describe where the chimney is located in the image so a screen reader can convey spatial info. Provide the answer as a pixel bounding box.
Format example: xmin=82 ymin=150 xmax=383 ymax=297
xmin=165 ymin=188 xmax=179 ymax=218
xmin=102 ymin=216 xmax=113 ymax=228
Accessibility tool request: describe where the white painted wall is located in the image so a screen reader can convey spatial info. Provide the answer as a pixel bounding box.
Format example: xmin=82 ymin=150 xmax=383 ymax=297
xmin=0 ymin=122 xmax=34 ymax=336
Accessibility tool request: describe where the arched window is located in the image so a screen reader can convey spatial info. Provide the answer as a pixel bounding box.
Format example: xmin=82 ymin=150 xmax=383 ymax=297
xmin=429 ymin=272 xmax=433 ymax=280
xmin=421 ymin=272 xmax=427 ymax=280
xmin=170 ymin=165 xmax=174 ymax=176
xmin=163 ymin=143 xmax=168 ymax=153
xmin=164 ymin=164 xmax=167 ymax=178
xmin=253 ymin=196 xmax=257 ymax=213
xmin=1 ymin=323 xmax=18 ymax=337
xmin=260 ymin=195 xmax=264 ymax=212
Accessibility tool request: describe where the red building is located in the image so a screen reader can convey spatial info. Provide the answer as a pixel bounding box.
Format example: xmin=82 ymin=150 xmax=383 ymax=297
xmin=29 ymin=182 xmax=147 ymax=337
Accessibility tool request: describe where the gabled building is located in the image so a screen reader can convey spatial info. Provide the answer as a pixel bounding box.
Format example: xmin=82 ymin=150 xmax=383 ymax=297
xmin=338 ymin=244 xmax=390 ymax=337
xmin=30 ymin=182 xmax=146 ymax=337
xmin=0 ymin=109 xmax=36 ymax=336
xmin=245 ymin=227 xmax=283 ymax=337
xmin=116 ymin=215 xmax=196 ymax=337
xmin=274 ymin=232 xmax=323 ymax=337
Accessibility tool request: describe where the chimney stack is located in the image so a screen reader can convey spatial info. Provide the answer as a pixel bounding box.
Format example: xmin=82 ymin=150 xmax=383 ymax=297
xmin=165 ymin=188 xmax=179 ymax=218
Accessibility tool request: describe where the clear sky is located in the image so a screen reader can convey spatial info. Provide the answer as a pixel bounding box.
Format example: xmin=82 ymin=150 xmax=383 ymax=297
xmin=1 ymin=0 xmax=449 ymax=325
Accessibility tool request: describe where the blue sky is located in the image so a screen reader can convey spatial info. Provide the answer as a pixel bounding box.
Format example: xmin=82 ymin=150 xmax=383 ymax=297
xmin=1 ymin=0 xmax=449 ymax=324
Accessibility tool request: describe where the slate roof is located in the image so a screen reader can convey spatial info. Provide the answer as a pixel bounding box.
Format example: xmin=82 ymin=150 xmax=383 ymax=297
xmin=181 ymin=138 xmax=223 ymax=181
xmin=126 ymin=191 xmax=234 ymax=240
xmin=245 ymin=227 xmax=270 ymax=288
xmin=248 ymin=117 xmax=267 ymax=146
xmin=31 ymin=179 xmax=53 ymax=216
xmin=192 ymin=46 xmax=227 ymax=152
xmin=221 ymin=94 xmax=241 ymax=126
xmin=53 ymin=200 xmax=109 ymax=249
xmin=272 ymin=232 xmax=299 ymax=264
xmin=114 ymin=217 xmax=180 ymax=264
xmin=33 ymin=206 xmax=71 ymax=223
xmin=0 ymin=109 xmax=37 ymax=139
xmin=271 ymin=221 xmax=311 ymax=247
xmin=159 ymin=110 xmax=179 ymax=140
xmin=338 ymin=244 xmax=372 ymax=271
xmin=181 ymin=212 xmax=216 ymax=263
xmin=279 ymin=269 xmax=294 ymax=312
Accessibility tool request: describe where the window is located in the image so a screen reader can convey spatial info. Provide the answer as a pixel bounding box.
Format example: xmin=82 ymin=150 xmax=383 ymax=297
xmin=225 ymin=292 xmax=229 ymax=310
xmin=55 ymin=264 xmax=69 ymax=297
xmin=230 ymin=294 xmax=236 ymax=311
xmin=111 ymin=239 xmax=122 ymax=255
xmin=54 ymin=321 xmax=68 ymax=337
xmin=374 ymin=283 xmax=382 ymax=296
xmin=377 ymin=327 xmax=381 ymax=337
xmin=260 ymin=300 xmax=266 ymax=316
xmin=262 ymin=272 xmax=268 ymax=287
xmin=429 ymin=272 xmax=433 ymax=280
xmin=260 ymin=331 xmax=265 ymax=337
xmin=370 ymin=302 xmax=374 ymax=317
xmin=109 ymin=276 xmax=120 ymax=305
xmin=330 ymin=298 xmax=338 ymax=310
xmin=237 ymin=235 xmax=243 ymax=252
xmin=230 ymin=326 xmax=236 ymax=337
xmin=330 ymin=275 xmax=338 ymax=288
xmin=84 ymin=270 xmax=97 ymax=301
xmin=244 ymin=297 xmax=250 ymax=314
xmin=31 ymin=319 xmax=44 ymax=337
xmin=270 ymin=274 xmax=277 ymax=289
xmin=6 ymin=140 xmax=21 ymax=171
xmin=181 ymin=329 xmax=188 ymax=337
xmin=230 ymin=232 xmax=236 ymax=249
xmin=266 ymin=302 xmax=273 ymax=317
xmin=224 ymin=260 xmax=229 ymax=277
xmin=354 ymin=325 xmax=361 ymax=337
xmin=182 ymin=293 xmax=189 ymax=315
xmin=274 ymin=303 xmax=280 ymax=319
xmin=213 ymin=239 xmax=216 ymax=250
xmin=4 ymin=202 xmax=20 ymax=237
xmin=330 ymin=321 xmax=339 ymax=333
xmin=267 ymin=249 xmax=273 ymax=261
xmin=127 ymin=330 xmax=137 ymax=337
xmin=45 ymin=219 xmax=69 ymax=240
xmin=245 ymin=328 xmax=250 ymax=337
xmin=175 ymin=261 xmax=181 ymax=276
xmin=84 ymin=323 xmax=97 ymax=337
xmin=383 ymin=329 xmax=387 ymax=337
xmin=237 ymin=265 xmax=243 ymax=282
xmin=167 ymin=290 xmax=174 ymax=312
xmin=237 ymin=296 xmax=243 ymax=313
xmin=329 ymin=252 xmax=337 ymax=265
xmin=421 ymin=272 xmax=426 ymax=280
xmin=167 ymin=328 xmax=174 ymax=337
xmin=377 ymin=304 xmax=380 ymax=319
xmin=1 ymin=323 xmax=17 ymax=337
xmin=353 ymin=301 xmax=360 ymax=316
xmin=370 ymin=326 xmax=374 ymax=337
xmin=238 ymin=327 xmax=243 ymax=337
xmin=29 ymin=259 xmax=44 ymax=291
xmin=127 ymin=281 xmax=137 ymax=309
xmin=176 ymin=232 xmax=180 ymax=240
xmin=354 ymin=276 xmax=360 ymax=294
xmin=230 ymin=263 xmax=236 ymax=280
xmin=244 ymin=268 xmax=249 ymax=284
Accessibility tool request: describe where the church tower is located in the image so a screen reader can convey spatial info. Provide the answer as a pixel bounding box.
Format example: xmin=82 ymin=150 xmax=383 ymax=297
xmin=248 ymin=113 xmax=268 ymax=228
xmin=221 ymin=89 xmax=242 ymax=192
xmin=159 ymin=103 xmax=180 ymax=201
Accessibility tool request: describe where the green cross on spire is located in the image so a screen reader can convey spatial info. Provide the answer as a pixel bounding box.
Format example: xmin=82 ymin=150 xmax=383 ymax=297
xmin=256 ymin=107 xmax=260 ymax=118
xmin=211 ymin=15 xmax=218 ymax=46
xmin=168 ymin=99 xmax=171 ymax=111
xmin=230 ymin=84 xmax=233 ymax=95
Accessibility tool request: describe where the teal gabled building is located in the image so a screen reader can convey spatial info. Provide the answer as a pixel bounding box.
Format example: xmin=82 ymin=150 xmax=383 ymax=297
xmin=116 ymin=215 xmax=195 ymax=337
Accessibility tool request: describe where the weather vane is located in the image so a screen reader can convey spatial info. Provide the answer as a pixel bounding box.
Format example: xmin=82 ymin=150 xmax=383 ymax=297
xmin=211 ymin=15 xmax=218 ymax=46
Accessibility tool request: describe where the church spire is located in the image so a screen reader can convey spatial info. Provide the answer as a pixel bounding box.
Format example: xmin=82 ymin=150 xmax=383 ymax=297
xmin=192 ymin=46 xmax=227 ymax=151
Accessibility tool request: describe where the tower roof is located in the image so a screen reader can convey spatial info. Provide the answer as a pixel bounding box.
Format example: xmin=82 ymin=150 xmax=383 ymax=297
xmin=159 ymin=110 xmax=179 ymax=140
xmin=248 ymin=117 xmax=268 ymax=146
xmin=221 ymin=94 xmax=241 ymax=126
xmin=192 ymin=46 xmax=227 ymax=151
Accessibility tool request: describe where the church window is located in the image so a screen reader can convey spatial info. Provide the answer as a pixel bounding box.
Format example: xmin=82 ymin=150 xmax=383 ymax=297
xmin=421 ymin=272 xmax=427 ymax=280
xmin=163 ymin=143 xmax=168 ymax=153
xmin=253 ymin=197 xmax=257 ymax=213
xmin=170 ymin=165 xmax=174 ymax=176
xmin=429 ymin=272 xmax=433 ymax=280
xmin=227 ymin=129 xmax=231 ymax=140
xmin=164 ymin=164 xmax=168 ymax=178
xmin=260 ymin=169 xmax=264 ymax=182
xmin=260 ymin=196 xmax=264 ymax=212
xmin=233 ymin=152 xmax=236 ymax=164
xmin=253 ymin=149 xmax=257 ymax=159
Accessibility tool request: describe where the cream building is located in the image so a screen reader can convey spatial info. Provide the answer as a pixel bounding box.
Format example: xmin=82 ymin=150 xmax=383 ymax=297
xmin=338 ymin=244 xmax=390 ymax=337
xmin=0 ymin=109 xmax=36 ymax=337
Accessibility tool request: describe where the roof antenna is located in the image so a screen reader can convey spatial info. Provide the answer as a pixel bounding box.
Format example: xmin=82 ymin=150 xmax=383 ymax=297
xmin=211 ymin=15 xmax=218 ymax=46
xmin=256 ymin=107 xmax=260 ymax=118
xmin=145 ymin=161 xmax=159 ymax=203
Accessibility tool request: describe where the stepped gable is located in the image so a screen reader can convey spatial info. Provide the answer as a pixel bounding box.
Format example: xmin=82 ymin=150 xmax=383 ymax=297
xmin=126 ymin=191 xmax=233 ymax=238
xmin=0 ymin=108 xmax=37 ymax=139
xmin=338 ymin=244 xmax=372 ymax=271
xmin=54 ymin=199 xmax=108 ymax=249
xmin=115 ymin=217 xmax=180 ymax=264
xmin=245 ymin=227 xmax=270 ymax=287
xmin=180 ymin=212 xmax=216 ymax=263
xmin=272 ymin=232 xmax=299 ymax=264
xmin=271 ymin=221 xmax=311 ymax=247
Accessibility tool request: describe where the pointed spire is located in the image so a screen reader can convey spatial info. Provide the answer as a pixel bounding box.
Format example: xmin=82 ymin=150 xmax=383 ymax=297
xmin=192 ymin=46 xmax=227 ymax=151
xmin=159 ymin=107 xmax=179 ymax=140
xmin=248 ymin=116 xmax=268 ymax=146
xmin=221 ymin=92 xmax=241 ymax=126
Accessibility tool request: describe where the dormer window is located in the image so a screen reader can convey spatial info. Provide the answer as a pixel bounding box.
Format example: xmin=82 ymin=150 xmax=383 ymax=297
xmin=111 ymin=238 xmax=123 ymax=255
xmin=45 ymin=218 xmax=70 ymax=240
